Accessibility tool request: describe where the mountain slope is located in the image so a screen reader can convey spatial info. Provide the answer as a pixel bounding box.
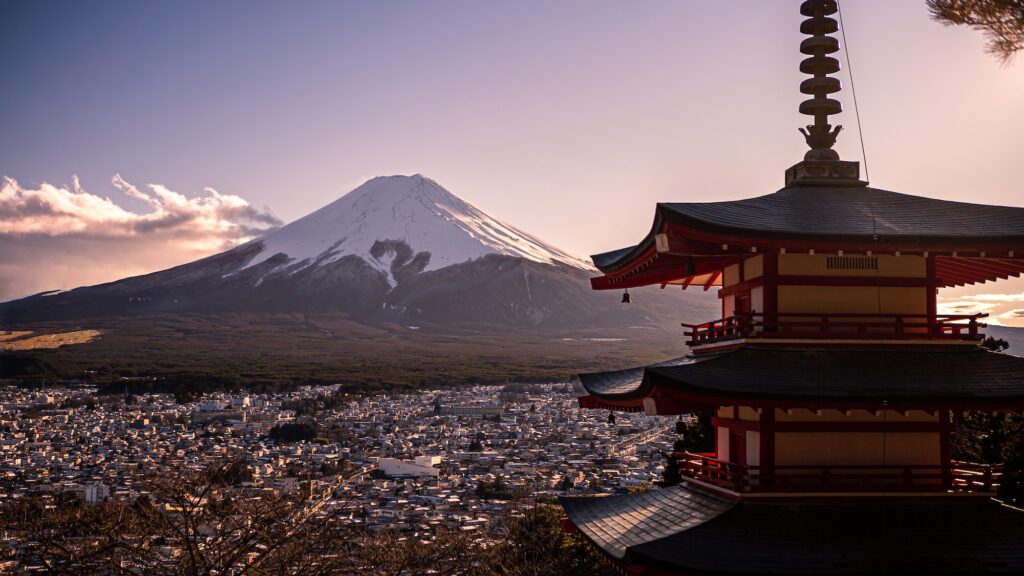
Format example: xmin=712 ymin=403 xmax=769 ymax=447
xmin=0 ymin=175 xmax=716 ymax=328
xmin=241 ymin=174 xmax=591 ymax=284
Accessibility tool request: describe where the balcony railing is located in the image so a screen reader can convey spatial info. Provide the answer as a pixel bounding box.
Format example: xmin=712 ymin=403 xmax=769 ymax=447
xmin=676 ymin=452 xmax=1002 ymax=494
xmin=683 ymin=313 xmax=987 ymax=347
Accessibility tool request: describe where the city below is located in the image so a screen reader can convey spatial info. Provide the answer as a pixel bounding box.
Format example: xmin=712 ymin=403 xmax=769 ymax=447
xmin=0 ymin=381 xmax=670 ymax=570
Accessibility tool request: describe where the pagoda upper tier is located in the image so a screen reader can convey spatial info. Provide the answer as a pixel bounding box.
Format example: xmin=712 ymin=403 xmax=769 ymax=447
xmin=592 ymin=184 xmax=1024 ymax=291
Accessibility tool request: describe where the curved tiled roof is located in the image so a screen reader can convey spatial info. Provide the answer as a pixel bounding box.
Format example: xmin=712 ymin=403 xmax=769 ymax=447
xmin=579 ymin=348 xmax=1024 ymax=406
xmin=593 ymin=185 xmax=1024 ymax=272
xmin=559 ymin=485 xmax=735 ymax=560
xmin=564 ymin=486 xmax=1024 ymax=574
xmin=591 ymin=246 xmax=637 ymax=271
xmin=577 ymin=356 xmax=692 ymax=397
xmin=666 ymin=186 xmax=1024 ymax=239
xmin=648 ymin=347 xmax=1024 ymax=405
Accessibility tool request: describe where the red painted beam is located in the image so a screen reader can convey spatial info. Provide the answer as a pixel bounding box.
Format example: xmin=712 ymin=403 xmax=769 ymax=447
xmin=660 ymin=220 xmax=1024 ymax=257
xmin=927 ymin=255 xmax=937 ymax=320
xmin=654 ymin=385 xmax=1024 ymax=413
xmin=940 ymin=257 xmax=1017 ymax=282
xmin=934 ymin=264 xmax=986 ymax=287
xmin=592 ymin=255 xmax=736 ymax=290
xmin=712 ymin=416 xmax=952 ymax=433
xmin=577 ymin=395 xmax=645 ymax=412
xmin=703 ymin=270 xmax=722 ymax=291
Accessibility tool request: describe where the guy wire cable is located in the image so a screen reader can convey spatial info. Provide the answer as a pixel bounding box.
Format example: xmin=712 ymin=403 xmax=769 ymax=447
xmin=837 ymin=1 xmax=870 ymax=183
xmin=839 ymin=0 xmax=886 ymax=496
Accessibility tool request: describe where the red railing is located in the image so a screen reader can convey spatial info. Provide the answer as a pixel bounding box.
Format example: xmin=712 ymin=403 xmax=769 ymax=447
xmin=683 ymin=313 xmax=987 ymax=346
xmin=676 ymin=452 xmax=1002 ymax=494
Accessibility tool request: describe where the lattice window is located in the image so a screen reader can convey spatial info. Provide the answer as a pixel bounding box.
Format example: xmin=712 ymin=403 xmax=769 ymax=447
xmin=826 ymin=256 xmax=878 ymax=270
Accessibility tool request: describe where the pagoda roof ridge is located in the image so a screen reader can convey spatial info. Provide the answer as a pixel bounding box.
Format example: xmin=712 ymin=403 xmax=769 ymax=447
xmin=579 ymin=346 xmax=1024 ymax=410
xmin=593 ymin=185 xmax=1024 ymax=273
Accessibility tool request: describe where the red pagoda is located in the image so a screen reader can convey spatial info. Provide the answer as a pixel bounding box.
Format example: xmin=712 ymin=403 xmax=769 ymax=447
xmin=560 ymin=1 xmax=1024 ymax=574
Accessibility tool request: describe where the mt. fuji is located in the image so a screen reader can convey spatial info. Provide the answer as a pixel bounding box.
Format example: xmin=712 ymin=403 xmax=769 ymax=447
xmin=0 ymin=175 xmax=711 ymax=328
xmin=245 ymin=174 xmax=591 ymax=287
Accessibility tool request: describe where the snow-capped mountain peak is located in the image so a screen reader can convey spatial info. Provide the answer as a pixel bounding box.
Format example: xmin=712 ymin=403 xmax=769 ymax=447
xmin=2 ymin=173 xmax=716 ymax=328
xmin=244 ymin=174 xmax=592 ymax=283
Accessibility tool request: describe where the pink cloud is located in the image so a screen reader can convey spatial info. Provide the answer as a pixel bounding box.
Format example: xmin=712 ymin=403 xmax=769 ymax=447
xmin=0 ymin=175 xmax=280 ymax=249
xmin=0 ymin=175 xmax=281 ymax=301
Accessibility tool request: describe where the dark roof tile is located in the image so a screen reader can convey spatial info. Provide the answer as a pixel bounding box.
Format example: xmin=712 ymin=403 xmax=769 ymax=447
xmin=563 ymin=485 xmax=1024 ymax=573
xmin=593 ymin=185 xmax=1024 ymax=271
xmin=631 ymin=494 xmax=1024 ymax=574
xmin=580 ymin=347 xmax=1024 ymax=406
xmin=578 ymin=356 xmax=691 ymax=397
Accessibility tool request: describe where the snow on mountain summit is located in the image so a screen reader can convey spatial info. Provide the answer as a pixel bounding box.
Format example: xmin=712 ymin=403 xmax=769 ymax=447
xmin=244 ymin=175 xmax=592 ymax=282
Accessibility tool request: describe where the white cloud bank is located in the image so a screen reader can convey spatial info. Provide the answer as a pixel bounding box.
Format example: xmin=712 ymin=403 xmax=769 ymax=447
xmin=939 ymin=290 xmax=1024 ymax=328
xmin=0 ymin=175 xmax=281 ymax=301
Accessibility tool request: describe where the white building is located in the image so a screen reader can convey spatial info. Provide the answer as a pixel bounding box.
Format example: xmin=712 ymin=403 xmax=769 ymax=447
xmin=84 ymin=483 xmax=110 ymax=504
xmin=378 ymin=455 xmax=442 ymax=478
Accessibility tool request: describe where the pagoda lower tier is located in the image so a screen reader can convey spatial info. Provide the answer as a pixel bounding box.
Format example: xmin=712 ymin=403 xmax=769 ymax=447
xmin=561 ymin=485 xmax=1024 ymax=575
xmin=576 ymin=346 xmax=1024 ymax=497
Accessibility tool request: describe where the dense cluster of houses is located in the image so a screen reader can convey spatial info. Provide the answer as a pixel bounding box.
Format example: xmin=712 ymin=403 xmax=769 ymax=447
xmin=0 ymin=381 xmax=671 ymax=568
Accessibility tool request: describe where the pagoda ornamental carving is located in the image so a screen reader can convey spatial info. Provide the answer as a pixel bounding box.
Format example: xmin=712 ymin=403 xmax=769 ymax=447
xmin=559 ymin=1 xmax=1024 ymax=574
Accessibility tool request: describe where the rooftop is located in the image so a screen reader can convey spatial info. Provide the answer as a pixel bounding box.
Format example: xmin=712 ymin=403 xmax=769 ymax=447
xmin=564 ymin=484 xmax=1024 ymax=574
xmin=594 ymin=186 xmax=1024 ymax=273
xmin=578 ymin=347 xmax=1024 ymax=410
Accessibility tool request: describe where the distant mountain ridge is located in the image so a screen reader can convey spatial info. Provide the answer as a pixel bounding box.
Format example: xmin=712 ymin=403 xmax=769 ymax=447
xmin=987 ymin=325 xmax=1024 ymax=354
xmin=0 ymin=175 xmax=715 ymax=329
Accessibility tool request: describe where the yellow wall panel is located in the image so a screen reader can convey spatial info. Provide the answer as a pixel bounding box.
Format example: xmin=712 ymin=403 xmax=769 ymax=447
xmin=723 ymin=264 xmax=740 ymax=287
xmin=744 ymin=255 xmax=764 ymax=280
xmin=775 ymin=432 xmax=940 ymax=466
xmin=777 ymin=286 xmax=927 ymax=315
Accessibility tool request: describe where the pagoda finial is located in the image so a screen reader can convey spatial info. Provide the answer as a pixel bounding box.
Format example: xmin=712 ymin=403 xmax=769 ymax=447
xmin=784 ymin=0 xmax=865 ymax=186
xmin=798 ymin=0 xmax=843 ymax=161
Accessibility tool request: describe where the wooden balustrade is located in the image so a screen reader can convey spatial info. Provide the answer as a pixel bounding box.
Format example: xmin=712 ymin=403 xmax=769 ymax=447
xmin=683 ymin=313 xmax=987 ymax=346
xmin=676 ymin=452 xmax=1002 ymax=494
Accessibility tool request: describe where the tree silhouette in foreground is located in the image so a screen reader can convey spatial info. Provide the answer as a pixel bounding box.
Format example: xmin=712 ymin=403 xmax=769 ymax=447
xmin=2 ymin=459 xmax=611 ymax=574
xmin=953 ymin=337 xmax=1024 ymax=505
xmin=1 ymin=459 xmax=358 ymax=575
xmin=660 ymin=412 xmax=714 ymax=487
xmin=928 ymin=0 xmax=1024 ymax=63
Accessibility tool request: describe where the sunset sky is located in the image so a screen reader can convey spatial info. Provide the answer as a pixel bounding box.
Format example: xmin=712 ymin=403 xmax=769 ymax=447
xmin=1 ymin=1 xmax=1022 ymax=324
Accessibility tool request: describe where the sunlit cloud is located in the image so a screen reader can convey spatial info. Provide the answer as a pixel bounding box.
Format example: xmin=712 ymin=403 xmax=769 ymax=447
xmin=998 ymin=309 xmax=1024 ymax=321
xmin=0 ymin=175 xmax=281 ymax=301
xmin=937 ymin=300 xmax=997 ymax=316
xmin=0 ymin=175 xmax=280 ymax=252
xmin=940 ymin=292 xmax=1024 ymax=328
xmin=954 ymin=292 xmax=1024 ymax=303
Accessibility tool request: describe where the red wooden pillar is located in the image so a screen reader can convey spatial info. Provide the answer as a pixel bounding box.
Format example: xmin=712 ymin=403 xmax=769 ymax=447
xmin=939 ymin=409 xmax=952 ymax=489
xmin=760 ymin=408 xmax=775 ymax=487
xmin=763 ymin=252 xmax=779 ymax=332
xmin=926 ymin=255 xmax=938 ymax=335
